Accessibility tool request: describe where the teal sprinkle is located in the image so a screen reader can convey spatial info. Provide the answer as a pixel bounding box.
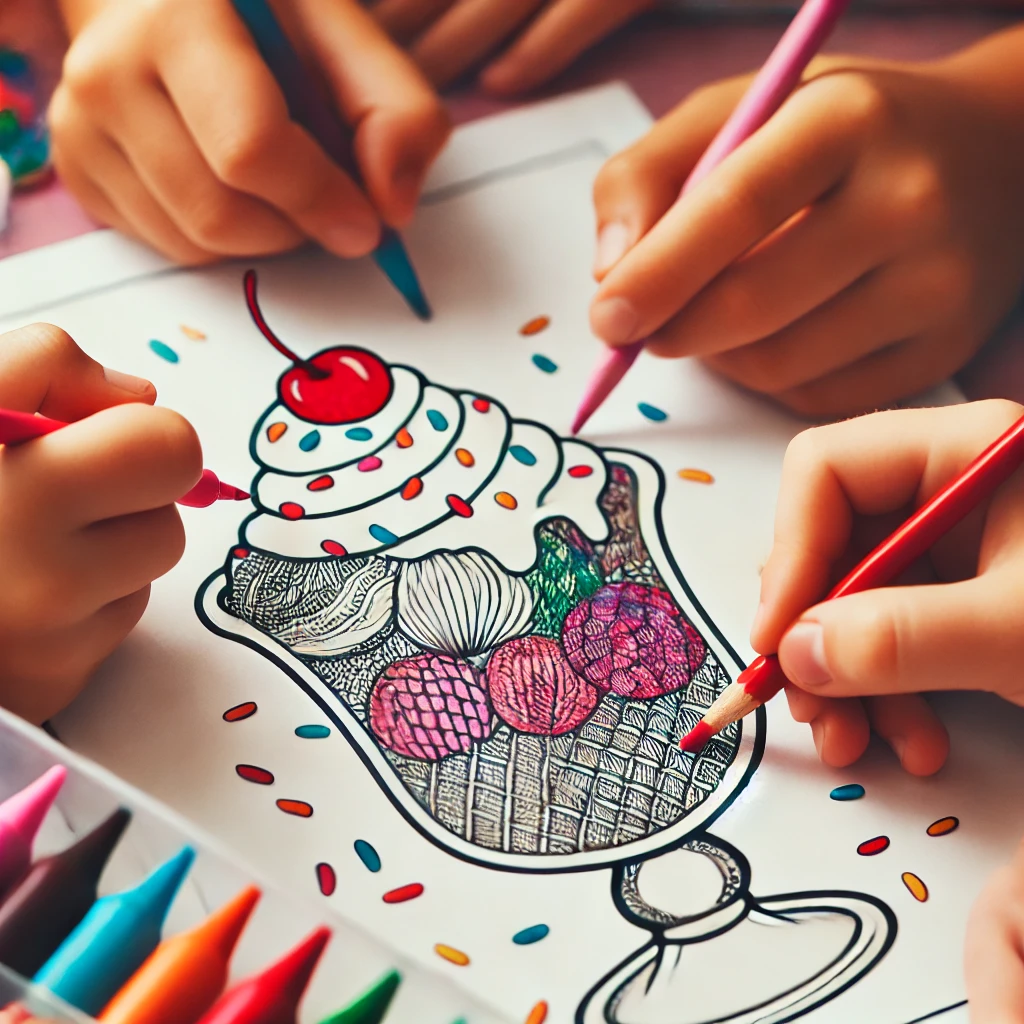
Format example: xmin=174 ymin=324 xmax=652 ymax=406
xmin=512 ymin=924 xmax=549 ymax=945
xmin=638 ymin=402 xmax=667 ymax=422
xmin=345 ymin=427 xmax=372 ymax=441
xmin=531 ymin=354 xmax=558 ymax=374
xmin=299 ymin=430 xmax=321 ymax=452
xmin=148 ymin=339 xmax=179 ymax=364
xmin=369 ymin=524 xmax=399 ymax=545
xmin=426 ymin=409 xmax=448 ymax=431
xmin=295 ymin=724 xmax=331 ymax=739
xmin=830 ymin=784 xmax=865 ymax=802
xmin=354 ymin=839 xmax=381 ymax=873
xmin=509 ymin=445 xmax=537 ymax=466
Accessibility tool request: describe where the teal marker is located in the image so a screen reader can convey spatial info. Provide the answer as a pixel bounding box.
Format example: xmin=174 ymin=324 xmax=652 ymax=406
xmin=34 ymin=846 xmax=195 ymax=1016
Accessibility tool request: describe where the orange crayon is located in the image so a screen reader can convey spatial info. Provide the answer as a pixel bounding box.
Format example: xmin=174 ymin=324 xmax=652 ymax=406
xmin=99 ymin=886 xmax=260 ymax=1024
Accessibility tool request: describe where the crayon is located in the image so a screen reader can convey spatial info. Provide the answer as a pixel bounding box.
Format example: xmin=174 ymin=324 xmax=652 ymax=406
xmin=99 ymin=885 xmax=261 ymax=1024
xmin=0 ymin=808 xmax=131 ymax=977
xmin=0 ymin=767 xmax=66 ymax=898
xmin=34 ymin=848 xmax=194 ymax=1016
xmin=317 ymin=970 xmax=400 ymax=1024
xmin=196 ymin=927 xmax=331 ymax=1024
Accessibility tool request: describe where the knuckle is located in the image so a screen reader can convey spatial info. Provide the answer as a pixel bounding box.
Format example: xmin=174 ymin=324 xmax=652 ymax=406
xmin=2 ymin=322 xmax=82 ymax=367
xmin=210 ymin=121 xmax=276 ymax=188
xmin=833 ymin=73 xmax=892 ymax=134
xmin=185 ymin=196 xmax=239 ymax=251
xmin=782 ymin=424 xmax=831 ymax=472
xmin=888 ymin=160 xmax=947 ymax=232
xmin=61 ymin=37 xmax=116 ymax=106
xmin=593 ymin=150 xmax=645 ymax=207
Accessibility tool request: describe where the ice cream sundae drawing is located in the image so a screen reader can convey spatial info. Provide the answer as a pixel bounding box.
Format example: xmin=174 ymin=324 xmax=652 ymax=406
xmin=198 ymin=271 xmax=897 ymax=1022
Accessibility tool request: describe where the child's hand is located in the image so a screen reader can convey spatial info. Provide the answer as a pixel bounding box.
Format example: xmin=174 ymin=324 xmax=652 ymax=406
xmin=369 ymin=0 xmax=651 ymax=94
xmin=0 ymin=324 xmax=202 ymax=723
xmin=589 ymin=30 xmax=1024 ymax=417
xmin=52 ymin=0 xmax=449 ymax=265
xmin=752 ymin=401 xmax=1024 ymax=777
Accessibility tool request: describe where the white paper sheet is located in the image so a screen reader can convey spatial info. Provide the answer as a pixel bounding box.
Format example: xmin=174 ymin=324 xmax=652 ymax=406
xmin=0 ymin=84 xmax=1016 ymax=1024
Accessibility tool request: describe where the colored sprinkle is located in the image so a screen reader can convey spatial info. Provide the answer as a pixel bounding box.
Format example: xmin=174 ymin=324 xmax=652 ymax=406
xmin=308 ymin=475 xmax=334 ymax=491
xmin=296 ymin=724 xmax=331 ymax=739
xmin=232 ymin=547 xmax=250 ymax=559
xmin=857 ymin=836 xmax=890 ymax=857
xmin=236 ymin=764 xmax=274 ymax=786
xmin=512 ymin=924 xmax=549 ymax=946
xmin=638 ymin=402 xmax=668 ymax=422
xmin=267 ymin=422 xmax=287 ymax=443
xmin=346 ymin=427 xmax=372 ymax=441
xmin=279 ymin=502 xmax=305 ymax=520
xmin=358 ymin=456 xmax=383 ymax=472
xmin=148 ymin=339 xmax=179 ymax=363
xmin=402 ymin=477 xmax=423 ymax=500
xmin=299 ymin=430 xmax=321 ymax=452
xmin=354 ymin=839 xmax=381 ymax=872
xmin=455 ymin=448 xmax=475 ymax=467
xmin=520 ymin=316 xmax=550 ymax=336
xmin=567 ymin=465 xmax=593 ymax=479
xmin=495 ymin=492 xmax=518 ymax=510
xmin=927 ymin=816 xmax=960 ymax=837
xmin=369 ymin=524 xmax=399 ymax=544
xmin=395 ymin=428 xmax=413 ymax=448
xmin=276 ymin=799 xmax=313 ymax=818
xmin=434 ymin=944 xmax=469 ymax=967
xmin=447 ymin=495 xmax=473 ymax=518
xmin=427 ymin=410 xmax=449 ymax=431
xmin=525 ymin=1002 xmax=548 ymax=1024
xmin=678 ymin=468 xmax=715 ymax=484
xmin=180 ymin=325 xmax=206 ymax=340
xmin=531 ymin=354 xmax=558 ymax=374
xmin=383 ymin=883 xmax=424 ymax=904
xmin=316 ymin=862 xmax=336 ymax=897
xmin=223 ymin=702 xmax=257 ymax=723
xmin=472 ymin=398 xmax=491 ymax=413
xmin=830 ymin=784 xmax=865 ymax=802
xmin=902 ymin=872 xmax=928 ymax=902
xmin=509 ymin=446 xmax=537 ymax=466
xmin=321 ymin=540 xmax=347 ymax=557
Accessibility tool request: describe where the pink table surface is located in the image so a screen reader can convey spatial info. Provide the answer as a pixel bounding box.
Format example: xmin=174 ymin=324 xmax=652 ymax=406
xmin=3 ymin=8 xmax=1022 ymax=401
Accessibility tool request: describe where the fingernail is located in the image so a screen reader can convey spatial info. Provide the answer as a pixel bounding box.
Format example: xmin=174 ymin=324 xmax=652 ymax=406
xmin=103 ymin=366 xmax=153 ymax=396
xmin=594 ymin=222 xmax=632 ymax=276
xmin=810 ymin=720 xmax=825 ymax=759
xmin=750 ymin=601 xmax=766 ymax=642
xmin=590 ymin=296 xmax=639 ymax=346
xmin=784 ymin=621 xmax=831 ymax=687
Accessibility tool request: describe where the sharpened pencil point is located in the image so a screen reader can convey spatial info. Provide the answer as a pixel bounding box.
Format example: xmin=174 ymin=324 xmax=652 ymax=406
xmin=679 ymin=721 xmax=713 ymax=754
xmin=372 ymin=229 xmax=431 ymax=321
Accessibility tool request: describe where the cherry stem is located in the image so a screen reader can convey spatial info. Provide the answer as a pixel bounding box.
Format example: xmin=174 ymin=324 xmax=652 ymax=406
xmin=243 ymin=270 xmax=329 ymax=379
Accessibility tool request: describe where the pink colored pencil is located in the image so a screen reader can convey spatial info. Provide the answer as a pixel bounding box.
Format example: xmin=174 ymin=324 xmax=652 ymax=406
xmin=571 ymin=0 xmax=853 ymax=436
xmin=0 ymin=408 xmax=249 ymax=508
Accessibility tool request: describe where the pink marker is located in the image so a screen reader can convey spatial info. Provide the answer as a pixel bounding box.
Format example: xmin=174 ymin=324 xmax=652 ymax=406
xmin=0 ymin=766 xmax=67 ymax=896
xmin=571 ymin=0 xmax=853 ymax=435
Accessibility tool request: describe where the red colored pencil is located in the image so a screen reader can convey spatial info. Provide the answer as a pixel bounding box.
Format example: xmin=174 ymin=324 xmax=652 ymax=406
xmin=680 ymin=410 xmax=1024 ymax=753
xmin=0 ymin=408 xmax=249 ymax=509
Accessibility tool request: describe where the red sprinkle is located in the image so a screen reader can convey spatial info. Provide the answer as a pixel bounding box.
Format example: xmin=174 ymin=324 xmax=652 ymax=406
xmin=382 ymin=882 xmax=424 ymax=904
xmin=276 ymin=799 xmax=313 ymax=818
xmin=236 ymin=764 xmax=274 ymax=785
xmin=402 ymin=477 xmax=423 ymax=500
xmin=308 ymin=475 xmax=335 ymax=491
xmin=567 ymin=465 xmax=593 ymax=478
xmin=279 ymin=502 xmax=305 ymax=520
xmin=223 ymin=701 xmax=257 ymax=722
xmin=446 ymin=495 xmax=473 ymax=518
xmin=316 ymin=862 xmax=337 ymax=897
xmin=472 ymin=398 xmax=490 ymax=413
xmin=232 ymin=547 xmax=250 ymax=559
xmin=321 ymin=540 xmax=347 ymax=557
xmin=857 ymin=836 xmax=890 ymax=857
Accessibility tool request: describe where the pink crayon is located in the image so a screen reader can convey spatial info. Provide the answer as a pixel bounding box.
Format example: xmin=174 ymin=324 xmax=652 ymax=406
xmin=0 ymin=766 xmax=66 ymax=897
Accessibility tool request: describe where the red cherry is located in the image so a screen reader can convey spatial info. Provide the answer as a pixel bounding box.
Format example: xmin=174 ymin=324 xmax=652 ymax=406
xmin=244 ymin=270 xmax=393 ymax=425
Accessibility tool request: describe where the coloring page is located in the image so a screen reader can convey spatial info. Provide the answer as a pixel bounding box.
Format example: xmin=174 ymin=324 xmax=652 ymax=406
xmin=1 ymin=84 xmax=1020 ymax=1024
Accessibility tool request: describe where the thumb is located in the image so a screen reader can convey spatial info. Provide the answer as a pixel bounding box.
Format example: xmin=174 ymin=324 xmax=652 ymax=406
xmin=778 ymin=574 xmax=1024 ymax=702
xmin=0 ymin=323 xmax=156 ymax=421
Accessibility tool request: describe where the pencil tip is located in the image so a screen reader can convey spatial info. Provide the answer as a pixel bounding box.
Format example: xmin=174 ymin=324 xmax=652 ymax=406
xmin=679 ymin=721 xmax=713 ymax=754
xmin=569 ymin=408 xmax=589 ymax=436
xmin=372 ymin=230 xmax=432 ymax=322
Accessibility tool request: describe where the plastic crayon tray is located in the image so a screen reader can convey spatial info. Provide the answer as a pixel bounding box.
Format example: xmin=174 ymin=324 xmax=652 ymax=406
xmin=0 ymin=708 xmax=507 ymax=1024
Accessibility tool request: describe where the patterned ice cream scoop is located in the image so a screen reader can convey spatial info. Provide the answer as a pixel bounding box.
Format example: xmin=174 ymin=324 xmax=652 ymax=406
xmin=369 ymin=654 xmax=493 ymax=760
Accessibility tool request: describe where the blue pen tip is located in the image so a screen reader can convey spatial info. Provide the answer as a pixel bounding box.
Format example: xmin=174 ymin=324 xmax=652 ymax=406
xmin=373 ymin=229 xmax=431 ymax=321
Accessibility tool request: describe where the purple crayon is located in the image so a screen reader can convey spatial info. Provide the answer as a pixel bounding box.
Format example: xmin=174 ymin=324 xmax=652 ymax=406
xmin=0 ymin=766 xmax=66 ymax=897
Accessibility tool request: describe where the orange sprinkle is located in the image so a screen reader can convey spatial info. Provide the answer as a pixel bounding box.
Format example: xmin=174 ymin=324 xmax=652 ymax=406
xmin=434 ymin=944 xmax=470 ymax=967
xmin=678 ymin=468 xmax=714 ymax=484
xmin=926 ymin=816 xmax=960 ymax=837
xmin=402 ymin=477 xmax=423 ymax=500
xmin=180 ymin=325 xmax=206 ymax=340
xmin=519 ymin=316 xmax=550 ymax=337
xmin=902 ymin=872 xmax=928 ymax=902
xmin=267 ymin=422 xmax=287 ymax=443
xmin=524 ymin=1002 xmax=548 ymax=1024
xmin=276 ymin=799 xmax=313 ymax=818
xmin=396 ymin=428 xmax=413 ymax=448
xmin=495 ymin=492 xmax=518 ymax=510
xmin=455 ymin=448 xmax=475 ymax=467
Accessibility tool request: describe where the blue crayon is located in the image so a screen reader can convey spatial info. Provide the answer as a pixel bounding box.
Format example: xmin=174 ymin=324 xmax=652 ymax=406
xmin=34 ymin=846 xmax=195 ymax=1016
